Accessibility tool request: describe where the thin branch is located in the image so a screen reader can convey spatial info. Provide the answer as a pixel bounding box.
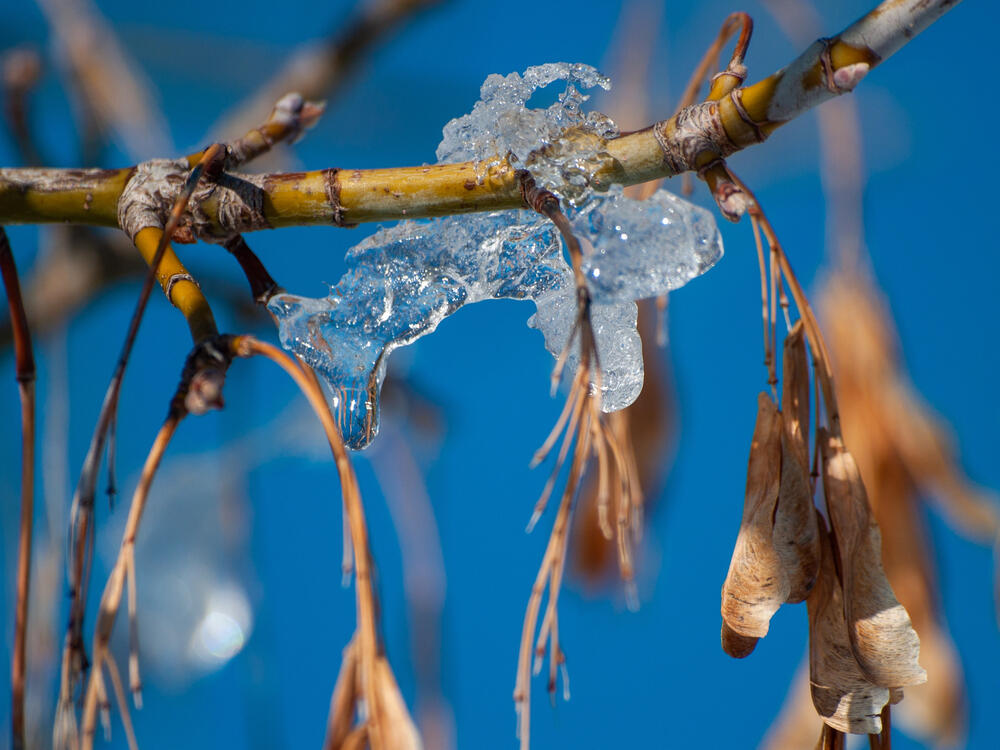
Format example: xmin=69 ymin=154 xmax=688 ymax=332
xmin=223 ymin=235 xmax=283 ymax=305
xmin=78 ymin=332 xmax=236 ymax=748
xmin=675 ymin=12 xmax=752 ymax=113
xmin=36 ymin=0 xmax=171 ymax=160
xmin=724 ymin=167 xmax=841 ymax=432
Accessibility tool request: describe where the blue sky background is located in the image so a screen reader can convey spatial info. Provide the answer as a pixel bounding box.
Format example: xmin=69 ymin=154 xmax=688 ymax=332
xmin=1 ymin=1 xmax=998 ymax=748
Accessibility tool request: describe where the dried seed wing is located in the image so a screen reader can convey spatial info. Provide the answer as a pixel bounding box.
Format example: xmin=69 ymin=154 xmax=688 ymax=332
xmin=775 ymin=321 xmax=820 ymax=602
xmin=721 ymin=393 xmax=789 ymax=642
xmin=807 ymin=514 xmax=889 ymax=735
xmin=821 ymin=432 xmax=926 ymax=689
xmin=776 ymin=429 xmax=819 ymax=602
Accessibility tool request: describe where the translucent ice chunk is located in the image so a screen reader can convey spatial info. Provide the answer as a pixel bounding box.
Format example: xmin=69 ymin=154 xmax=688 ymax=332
xmin=269 ymin=186 xmax=722 ymax=449
xmin=269 ymin=64 xmax=724 ymax=450
xmin=270 ymin=210 xmax=564 ymax=449
xmin=575 ymin=185 xmax=723 ymax=300
xmin=436 ymin=63 xmax=618 ymax=202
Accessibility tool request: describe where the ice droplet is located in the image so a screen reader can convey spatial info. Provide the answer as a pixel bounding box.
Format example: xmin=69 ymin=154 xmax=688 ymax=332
xmin=269 ymin=64 xmax=723 ymax=449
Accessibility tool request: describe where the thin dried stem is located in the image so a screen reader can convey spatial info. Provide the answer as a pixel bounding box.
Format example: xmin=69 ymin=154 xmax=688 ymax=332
xmin=2 ymin=48 xmax=44 ymax=166
xmin=2 ymin=228 xmax=36 ymax=750
xmin=675 ymin=12 xmax=753 ymax=115
xmin=674 ymin=12 xmax=752 ymax=196
xmin=749 ymin=214 xmax=772 ymax=383
xmin=80 ymin=414 xmax=179 ymax=750
xmin=516 ymin=389 xmax=591 ymax=748
xmin=726 ymin=167 xmax=840 ymax=432
xmin=514 ymin=172 xmax=642 ymax=748
xmin=232 ymin=337 xmax=419 ymax=749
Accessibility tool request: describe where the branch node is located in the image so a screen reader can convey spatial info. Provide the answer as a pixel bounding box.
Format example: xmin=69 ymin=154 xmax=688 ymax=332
xmin=653 ymin=100 xmax=738 ymax=175
xmin=164 ymin=272 xmax=198 ymax=304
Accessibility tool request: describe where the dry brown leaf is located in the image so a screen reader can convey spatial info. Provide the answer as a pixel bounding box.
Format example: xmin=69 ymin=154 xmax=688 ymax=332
xmin=775 ymin=321 xmax=820 ymax=603
xmin=807 ymin=514 xmax=888 ymax=735
xmin=820 ymin=432 xmax=926 ymax=689
xmin=721 ymin=393 xmax=788 ymax=648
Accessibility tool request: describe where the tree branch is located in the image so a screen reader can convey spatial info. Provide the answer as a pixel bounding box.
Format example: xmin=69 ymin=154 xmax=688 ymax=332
xmin=0 ymin=0 xmax=962 ymax=232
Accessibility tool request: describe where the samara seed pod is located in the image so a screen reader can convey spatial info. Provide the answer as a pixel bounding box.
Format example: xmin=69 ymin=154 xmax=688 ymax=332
xmin=721 ymin=393 xmax=789 ymax=645
xmin=807 ymin=514 xmax=889 ymax=734
xmin=820 ymin=431 xmax=926 ymax=689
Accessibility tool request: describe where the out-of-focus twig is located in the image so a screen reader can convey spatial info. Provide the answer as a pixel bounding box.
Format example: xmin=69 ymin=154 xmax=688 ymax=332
xmin=2 ymin=48 xmax=44 ymax=166
xmin=37 ymin=0 xmax=171 ymax=160
xmin=211 ymin=0 xmax=443 ymax=142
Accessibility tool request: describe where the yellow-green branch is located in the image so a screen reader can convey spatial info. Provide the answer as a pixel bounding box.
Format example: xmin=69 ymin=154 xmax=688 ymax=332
xmin=0 ymin=0 xmax=960 ymax=236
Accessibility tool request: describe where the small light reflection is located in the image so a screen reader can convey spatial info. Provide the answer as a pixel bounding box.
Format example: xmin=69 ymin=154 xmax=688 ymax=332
xmin=188 ymin=586 xmax=252 ymax=667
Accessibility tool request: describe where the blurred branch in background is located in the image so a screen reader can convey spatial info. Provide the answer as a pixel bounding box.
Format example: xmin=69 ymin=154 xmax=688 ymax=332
xmin=211 ymin=0 xmax=443 ymax=143
xmin=37 ymin=0 xmax=172 ymax=162
xmin=760 ymin=2 xmax=1000 ymax=748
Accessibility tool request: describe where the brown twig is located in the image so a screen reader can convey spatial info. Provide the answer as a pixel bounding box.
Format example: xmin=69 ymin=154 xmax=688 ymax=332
xmin=514 ymin=171 xmax=643 ymax=748
xmin=724 ymin=166 xmax=840 ymax=432
xmin=2 ymin=228 xmax=36 ymax=750
xmin=223 ymin=234 xmax=283 ymax=305
xmin=675 ymin=13 xmax=752 ymax=115
xmin=79 ymin=414 xmax=179 ymax=750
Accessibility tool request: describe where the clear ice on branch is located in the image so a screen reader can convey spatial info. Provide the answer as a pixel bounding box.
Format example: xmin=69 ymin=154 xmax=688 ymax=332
xmin=268 ymin=63 xmax=723 ymax=449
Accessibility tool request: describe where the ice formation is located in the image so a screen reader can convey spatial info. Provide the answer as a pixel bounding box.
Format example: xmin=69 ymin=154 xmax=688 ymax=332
xmin=269 ymin=63 xmax=723 ymax=450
